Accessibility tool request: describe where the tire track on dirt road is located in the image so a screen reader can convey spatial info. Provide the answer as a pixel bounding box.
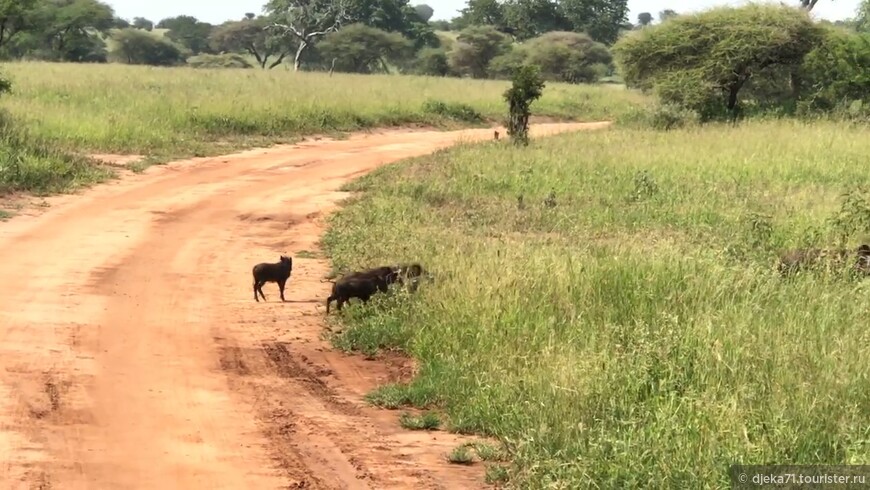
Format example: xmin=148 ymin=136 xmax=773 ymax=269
xmin=0 ymin=122 xmax=611 ymax=489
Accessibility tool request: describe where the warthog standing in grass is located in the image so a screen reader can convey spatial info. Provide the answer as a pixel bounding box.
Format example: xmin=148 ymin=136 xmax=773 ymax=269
xmin=777 ymin=244 xmax=870 ymax=276
xmin=324 ymin=266 xmax=400 ymax=314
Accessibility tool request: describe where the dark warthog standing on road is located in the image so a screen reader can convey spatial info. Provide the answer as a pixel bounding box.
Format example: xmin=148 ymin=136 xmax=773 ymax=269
xmin=252 ymin=255 xmax=293 ymax=302
xmin=777 ymin=244 xmax=870 ymax=276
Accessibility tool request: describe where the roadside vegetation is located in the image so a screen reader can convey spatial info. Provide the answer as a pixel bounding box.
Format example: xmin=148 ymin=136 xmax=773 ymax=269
xmin=321 ymin=1 xmax=870 ymax=488
xmin=323 ymin=119 xmax=870 ymax=487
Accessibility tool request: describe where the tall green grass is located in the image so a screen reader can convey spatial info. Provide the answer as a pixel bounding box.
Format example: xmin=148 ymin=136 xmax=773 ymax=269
xmin=0 ymin=111 xmax=112 ymax=195
xmin=323 ymin=120 xmax=870 ymax=488
xmin=3 ymin=62 xmax=646 ymax=158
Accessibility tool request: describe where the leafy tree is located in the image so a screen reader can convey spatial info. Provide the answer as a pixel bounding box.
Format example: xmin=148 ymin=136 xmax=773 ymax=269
xmin=502 ymin=0 xmax=568 ymax=40
xmin=317 ymin=23 xmax=412 ymax=73
xmin=112 ymin=17 xmax=130 ymax=28
xmin=0 ymin=0 xmax=38 ymax=50
xmin=412 ymin=46 xmax=448 ymax=75
xmin=345 ymin=0 xmax=439 ymax=50
xmin=39 ymin=0 xmax=115 ymax=56
xmin=454 ymin=0 xmax=506 ymax=30
xmin=658 ymin=9 xmax=678 ymax=22
xmin=504 ymin=64 xmax=545 ymax=145
xmin=613 ymin=4 xmax=825 ymax=118
xmin=523 ymin=31 xmax=612 ymax=82
xmin=265 ymin=0 xmax=349 ymax=71
xmin=449 ymin=25 xmax=512 ymax=78
xmin=109 ymin=28 xmax=185 ymax=66
xmin=11 ymin=0 xmax=116 ymax=61
xmin=559 ymin=0 xmax=629 ymax=45
xmin=157 ymin=15 xmax=213 ymax=54
xmin=488 ymin=47 xmax=528 ymax=78
xmin=857 ymin=0 xmax=870 ymax=32
xmin=800 ymin=28 xmax=870 ymax=111
xmin=413 ymin=4 xmax=434 ymax=22
xmin=637 ymin=12 xmax=653 ymax=26
xmin=132 ymin=17 xmax=153 ymax=31
xmin=210 ymin=17 xmax=296 ymax=69
xmin=63 ymin=29 xmax=106 ymax=61
xmin=799 ymin=0 xmax=821 ymax=10
xmin=244 ymin=12 xmax=256 ymax=20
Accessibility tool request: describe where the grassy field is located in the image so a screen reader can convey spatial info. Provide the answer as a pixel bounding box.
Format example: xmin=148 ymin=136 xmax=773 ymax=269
xmin=323 ymin=120 xmax=870 ymax=488
xmin=3 ymin=62 xmax=643 ymax=156
xmin=0 ymin=61 xmax=644 ymax=196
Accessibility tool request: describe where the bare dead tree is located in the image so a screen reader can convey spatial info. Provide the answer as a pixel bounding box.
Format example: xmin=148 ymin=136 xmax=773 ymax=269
xmin=265 ymin=0 xmax=350 ymax=72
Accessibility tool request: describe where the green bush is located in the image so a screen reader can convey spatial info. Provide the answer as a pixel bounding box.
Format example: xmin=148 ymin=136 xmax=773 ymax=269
xmin=109 ymin=28 xmax=187 ymax=66
xmin=617 ymin=102 xmax=701 ymax=131
xmin=487 ymin=48 xmax=528 ymax=79
xmin=412 ymin=47 xmax=449 ymax=76
xmin=523 ymin=31 xmax=612 ymax=84
xmin=422 ymin=99 xmax=484 ymax=122
xmin=318 ymin=24 xmax=413 ymax=74
xmin=186 ymin=53 xmax=253 ymax=69
xmin=448 ymin=25 xmax=512 ymax=79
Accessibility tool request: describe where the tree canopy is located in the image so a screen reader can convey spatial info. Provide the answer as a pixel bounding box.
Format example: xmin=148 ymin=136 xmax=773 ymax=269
xmin=614 ymin=4 xmax=826 ymax=117
xmin=318 ymin=23 xmax=412 ymax=73
xmin=110 ymin=28 xmax=185 ymax=66
xmin=210 ymin=17 xmax=295 ymax=69
xmin=158 ymin=15 xmax=213 ymax=54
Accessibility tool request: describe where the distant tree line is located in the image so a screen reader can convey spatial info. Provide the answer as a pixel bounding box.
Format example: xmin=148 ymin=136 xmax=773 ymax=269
xmin=2 ymin=0 xmax=867 ymax=98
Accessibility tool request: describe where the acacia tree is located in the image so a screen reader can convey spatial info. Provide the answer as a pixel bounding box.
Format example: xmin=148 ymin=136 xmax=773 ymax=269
xmin=210 ymin=17 xmax=295 ymax=69
xmin=265 ymin=0 xmax=349 ymax=71
xmin=613 ymin=4 xmax=825 ymax=118
xmin=317 ymin=24 xmax=412 ymax=74
xmin=40 ymin=0 xmax=115 ymax=54
xmin=0 ymin=0 xmax=37 ymax=50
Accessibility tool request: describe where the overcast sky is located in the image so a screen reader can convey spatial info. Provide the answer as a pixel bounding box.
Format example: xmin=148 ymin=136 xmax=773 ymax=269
xmin=104 ymin=0 xmax=860 ymax=25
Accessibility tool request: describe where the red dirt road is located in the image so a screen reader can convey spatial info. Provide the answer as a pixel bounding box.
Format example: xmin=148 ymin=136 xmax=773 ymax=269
xmin=0 ymin=122 xmax=610 ymax=489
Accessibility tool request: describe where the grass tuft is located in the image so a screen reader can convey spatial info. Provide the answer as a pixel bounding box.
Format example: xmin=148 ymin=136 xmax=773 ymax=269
xmin=447 ymin=445 xmax=475 ymax=465
xmin=0 ymin=110 xmax=113 ymax=195
xmin=398 ymin=411 xmax=442 ymax=430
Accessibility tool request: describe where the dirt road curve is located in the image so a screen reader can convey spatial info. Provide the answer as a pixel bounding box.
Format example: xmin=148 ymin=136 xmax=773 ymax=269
xmin=0 ymin=121 xmax=610 ymax=490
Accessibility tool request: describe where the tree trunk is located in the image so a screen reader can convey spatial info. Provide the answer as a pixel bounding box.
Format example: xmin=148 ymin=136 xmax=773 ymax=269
xmin=726 ymin=72 xmax=751 ymax=114
xmin=268 ymin=51 xmax=287 ymax=70
xmin=789 ymin=70 xmax=802 ymax=103
xmin=293 ymin=42 xmax=307 ymax=72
